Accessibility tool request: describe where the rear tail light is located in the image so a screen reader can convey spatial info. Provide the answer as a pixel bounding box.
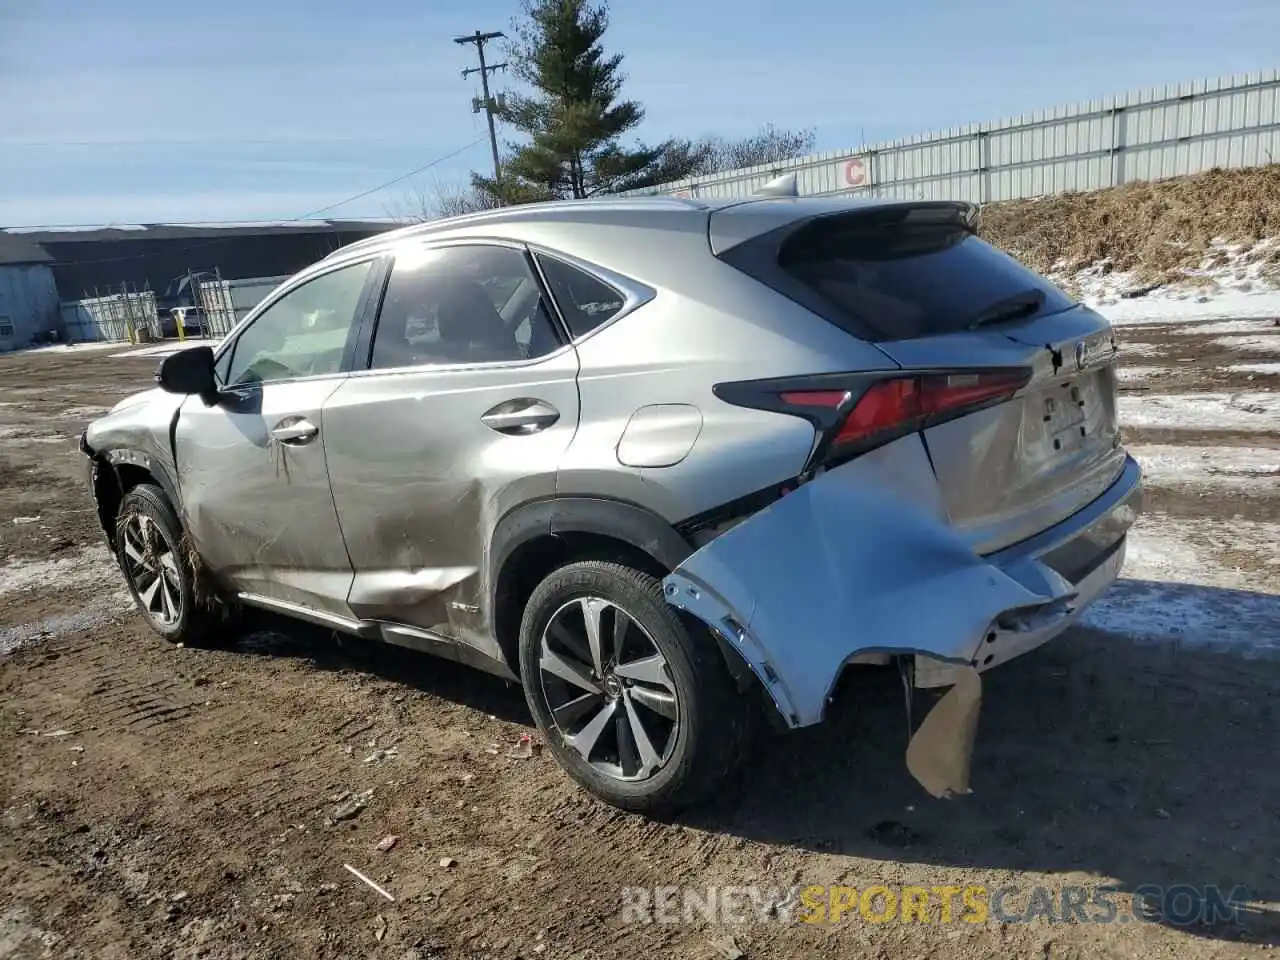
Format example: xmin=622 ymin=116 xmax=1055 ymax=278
xmin=724 ymin=369 xmax=1030 ymax=468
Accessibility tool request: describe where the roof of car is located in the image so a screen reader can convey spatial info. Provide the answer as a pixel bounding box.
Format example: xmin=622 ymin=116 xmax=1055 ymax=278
xmin=329 ymin=194 xmax=912 ymax=260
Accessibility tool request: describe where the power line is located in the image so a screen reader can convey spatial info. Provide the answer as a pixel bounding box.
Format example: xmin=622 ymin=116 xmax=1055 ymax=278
xmin=17 ymin=138 xmax=486 ymax=266
xmin=3 ymin=135 xmax=439 ymax=148
xmin=296 ymin=137 xmax=486 ymax=219
xmin=2 ymin=216 xmax=397 ymax=231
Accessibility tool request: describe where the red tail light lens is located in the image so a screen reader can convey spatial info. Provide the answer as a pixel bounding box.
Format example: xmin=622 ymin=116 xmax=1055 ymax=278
xmin=834 ymin=378 xmax=921 ymax=447
xmin=777 ymin=370 xmax=1028 ymax=459
xmin=837 ymin=371 xmax=1027 ymax=448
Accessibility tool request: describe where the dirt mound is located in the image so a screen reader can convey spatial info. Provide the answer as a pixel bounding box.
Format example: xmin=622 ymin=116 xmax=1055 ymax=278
xmin=981 ymin=164 xmax=1280 ymax=291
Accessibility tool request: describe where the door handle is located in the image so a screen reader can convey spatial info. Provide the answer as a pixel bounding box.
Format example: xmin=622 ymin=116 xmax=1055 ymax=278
xmin=270 ymin=417 xmax=319 ymax=445
xmin=480 ymin=398 xmax=560 ymax=435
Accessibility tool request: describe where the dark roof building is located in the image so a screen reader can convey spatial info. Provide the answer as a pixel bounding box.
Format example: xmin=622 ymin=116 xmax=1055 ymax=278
xmin=0 ymin=231 xmax=54 ymax=267
xmin=0 ymin=219 xmax=397 ymax=351
xmin=1 ymin=219 xmax=395 ymax=301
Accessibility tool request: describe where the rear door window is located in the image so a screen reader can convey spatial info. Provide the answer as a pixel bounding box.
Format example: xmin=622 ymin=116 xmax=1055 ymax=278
xmin=369 ymin=245 xmax=563 ymax=369
xmin=733 ymin=208 xmax=1075 ymax=342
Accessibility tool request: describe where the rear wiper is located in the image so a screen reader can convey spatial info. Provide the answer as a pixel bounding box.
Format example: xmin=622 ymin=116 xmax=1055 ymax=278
xmin=966 ymin=289 xmax=1045 ymax=330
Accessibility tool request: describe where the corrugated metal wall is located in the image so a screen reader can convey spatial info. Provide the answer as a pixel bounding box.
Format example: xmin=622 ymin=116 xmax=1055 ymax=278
xmin=624 ymin=69 xmax=1280 ymax=204
xmin=0 ymin=265 xmax=60 ymax=351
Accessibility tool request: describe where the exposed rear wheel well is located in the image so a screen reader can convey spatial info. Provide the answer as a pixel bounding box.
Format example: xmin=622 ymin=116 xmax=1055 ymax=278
xmin=93 ymin=461 xmax=161 ymax=547
xmin=493 ymin=532 xmax=669 ymax=671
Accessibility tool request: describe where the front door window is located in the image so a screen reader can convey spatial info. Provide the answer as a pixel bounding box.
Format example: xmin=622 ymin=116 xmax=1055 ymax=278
xmin=222 ymin=259 xmax=377 ymax=387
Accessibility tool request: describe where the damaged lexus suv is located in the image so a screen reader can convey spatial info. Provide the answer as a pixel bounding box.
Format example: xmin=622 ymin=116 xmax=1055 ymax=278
xmin=82 ymin=194 xmax=1142 ymax=813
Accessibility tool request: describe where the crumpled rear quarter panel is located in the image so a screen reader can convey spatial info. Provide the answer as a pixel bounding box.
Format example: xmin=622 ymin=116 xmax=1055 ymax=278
xmin=663 ymin=434 xmax=1123 ymax=728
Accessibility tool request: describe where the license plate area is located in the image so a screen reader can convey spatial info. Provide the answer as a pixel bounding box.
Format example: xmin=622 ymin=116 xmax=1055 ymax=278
xmin=1038 ymin=376 xmax=1097 ymax=456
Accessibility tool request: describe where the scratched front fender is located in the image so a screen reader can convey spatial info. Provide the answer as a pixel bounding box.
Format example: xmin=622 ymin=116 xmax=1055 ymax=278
xmin=663 ymin=435 xmax=1081 ymax=728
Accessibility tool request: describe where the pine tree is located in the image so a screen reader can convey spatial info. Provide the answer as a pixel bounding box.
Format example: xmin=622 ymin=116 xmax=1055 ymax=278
xmin=473 ymin=0 xmax=667 ymax=203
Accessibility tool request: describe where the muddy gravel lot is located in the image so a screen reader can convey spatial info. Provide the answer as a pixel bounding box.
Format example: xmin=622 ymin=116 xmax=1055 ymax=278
xmin=2 ymin=324 xmax=1279 ymax=960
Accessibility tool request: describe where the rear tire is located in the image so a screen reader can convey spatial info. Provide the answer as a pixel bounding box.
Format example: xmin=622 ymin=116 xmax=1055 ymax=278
xmin=518 ymin=560 xmax=750 ymax=815
xmin=115 ymin=483 xmax=235 ymax=646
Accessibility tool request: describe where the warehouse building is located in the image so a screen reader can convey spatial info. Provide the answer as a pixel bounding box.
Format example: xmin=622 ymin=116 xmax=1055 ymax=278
xmin=0 ymin=233 xmax=61 ymax=350
xmin=0 ymin=219 xmax=394 ymax=351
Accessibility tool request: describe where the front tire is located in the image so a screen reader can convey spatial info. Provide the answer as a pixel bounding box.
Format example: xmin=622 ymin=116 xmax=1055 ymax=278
xmin=115 ymin=483 xmax=233 ymax=646
xmin=518 ymin=560 xmax=749 ymax=815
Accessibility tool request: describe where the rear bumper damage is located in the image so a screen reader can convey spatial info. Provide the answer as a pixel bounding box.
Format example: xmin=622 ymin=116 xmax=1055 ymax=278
xmin=663 ymin=437 xmax=1143 ymax=794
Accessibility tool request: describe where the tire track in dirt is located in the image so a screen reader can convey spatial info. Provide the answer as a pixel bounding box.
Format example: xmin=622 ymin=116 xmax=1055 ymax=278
xmin=5 ymin=334 xmax=1280 ymax=958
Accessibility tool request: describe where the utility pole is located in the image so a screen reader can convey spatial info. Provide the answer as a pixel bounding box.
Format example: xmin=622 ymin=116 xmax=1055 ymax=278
xmin=453 ymin=30 xmax=507 ymax=185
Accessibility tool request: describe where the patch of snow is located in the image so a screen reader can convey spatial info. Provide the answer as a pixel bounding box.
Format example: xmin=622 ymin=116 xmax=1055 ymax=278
xmin=1211 ymin=335 xmax=1280 ymax=354
xmin=1128 ymin=444 xmax=1280 ymax=490
xmin=1117 ymin=392 xmax=1280 ymax=431
xmin=1092 ymin=288 xmax=1280 ymax=326
xmin=111 ymin=340 xmax=222 ymax=359
xmin=1073 ymin=237 xmax=1280 ymax=325
xmin=7 ymin=224 xmax=148 ymax=233
xmin=1114 ymin=341 xmax=1164 ymax=358
xmin=0 ymin=427 xmax=70 ymax=445
xmin=1166 ymin=319 xmax=1279 ymax=336
xmin=0 ymin=599 xmax=130 ymax=656
xmin=0 ymin=547 xmax=132 ymax=655
xmin=6 ymin=341 xmax=127 ymax=355
xmin=0 ymin=545 xmax=121 ymax=599
xmin=57 ymin=405 xmax=112 ymax=419
xmin=1084 ymin=515 xmax=1280 ymax=652
xmin=163 ymin=219 xmax=338 ymax=229
xmin=1114 ymin=365 xmax=1169 ymax=384
xmin=1227 ymin=362 xmax=1280 ymax=375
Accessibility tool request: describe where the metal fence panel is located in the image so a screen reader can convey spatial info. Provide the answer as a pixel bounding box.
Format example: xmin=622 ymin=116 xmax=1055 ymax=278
xmin=60 ymin=289 xmax=159 ymax=343
xmin=622 ymin=68 xmax=1280 ymax=204
xmin=195 ymin=274 xmax=288 ymax=338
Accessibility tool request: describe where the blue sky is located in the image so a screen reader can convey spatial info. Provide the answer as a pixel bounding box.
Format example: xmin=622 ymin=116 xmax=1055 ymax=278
xmin=1 ymin=0 xmax=1277 ymax=227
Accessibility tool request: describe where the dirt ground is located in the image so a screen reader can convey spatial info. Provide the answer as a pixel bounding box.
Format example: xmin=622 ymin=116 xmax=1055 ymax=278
xmin=2 ymin=331 xmax=1279 ymax=960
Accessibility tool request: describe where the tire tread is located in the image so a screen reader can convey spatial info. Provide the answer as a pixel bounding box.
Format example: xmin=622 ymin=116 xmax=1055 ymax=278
xmin=518 ymin=560 xmax=752 ymax=815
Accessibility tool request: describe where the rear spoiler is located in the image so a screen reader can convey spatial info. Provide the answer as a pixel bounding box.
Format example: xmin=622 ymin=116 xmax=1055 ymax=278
xmin=708 ymin=198 xmax=979 ymax=257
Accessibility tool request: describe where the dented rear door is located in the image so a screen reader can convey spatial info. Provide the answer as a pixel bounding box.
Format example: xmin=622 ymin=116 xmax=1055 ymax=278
xmin=322 ymin=241 xmax=580 ymax=656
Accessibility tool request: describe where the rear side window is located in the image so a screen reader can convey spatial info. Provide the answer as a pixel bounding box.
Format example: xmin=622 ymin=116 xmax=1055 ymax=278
xmin=730 ymin=208 xmax=1074 ymax=342
xmin=536 ymin=254 xmax=625 ymax=339
xmin=369 ymin=245 xmax=562 ymax=369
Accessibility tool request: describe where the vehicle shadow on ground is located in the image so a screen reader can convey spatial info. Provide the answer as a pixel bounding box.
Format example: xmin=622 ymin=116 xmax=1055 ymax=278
xmin=227 ymin=610 xmax=534 ymax=725
xmin=685 ymin=581 xmax=1280 ymax=945
xmin=218 ymin=582 xmax=1279 ymax=944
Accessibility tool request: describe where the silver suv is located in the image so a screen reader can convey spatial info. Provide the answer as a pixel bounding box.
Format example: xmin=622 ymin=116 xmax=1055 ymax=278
xmin=82 ymin=196 xmax=1142 ymax=813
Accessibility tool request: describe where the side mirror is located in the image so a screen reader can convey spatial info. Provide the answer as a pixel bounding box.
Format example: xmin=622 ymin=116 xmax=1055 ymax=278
xmin=156 ymin=346 xmax=218 ymax=403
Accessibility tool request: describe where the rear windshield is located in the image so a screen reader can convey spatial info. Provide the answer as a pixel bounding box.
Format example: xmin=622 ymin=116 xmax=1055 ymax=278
xmin=774 ymin=210 xmax=1075 ymax=341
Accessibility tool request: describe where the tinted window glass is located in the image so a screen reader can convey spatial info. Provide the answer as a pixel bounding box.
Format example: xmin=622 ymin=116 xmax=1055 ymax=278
xmin=777 ymin=212 xmax=1074 ymax=341
xmin=370 ymin=245 xmax=561 ymax=369
xmin=222 ymin=260 xmax=374 ymax=386
xmin=536 ymin=254 xmax=625 ymax=339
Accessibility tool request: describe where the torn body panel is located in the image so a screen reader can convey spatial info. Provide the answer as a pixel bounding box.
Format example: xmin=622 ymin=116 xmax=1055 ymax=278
xmin=83 ymin=388 xmax=187 ymax=550
xmin=663 ymin=434 xmax=1142 ymax=728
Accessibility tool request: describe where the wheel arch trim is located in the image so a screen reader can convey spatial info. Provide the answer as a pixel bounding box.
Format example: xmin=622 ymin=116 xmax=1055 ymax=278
xmin=86 ymin=443 xmax=183 ymax=547
xmin=489 ymin=496 xmax=695 ymax=593
xmin=487 ymin=496 xmax=696 ymax=668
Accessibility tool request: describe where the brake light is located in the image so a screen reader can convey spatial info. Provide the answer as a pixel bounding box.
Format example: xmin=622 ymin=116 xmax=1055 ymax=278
xmin=775 ymin=370 xmax=1029 ymax=460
